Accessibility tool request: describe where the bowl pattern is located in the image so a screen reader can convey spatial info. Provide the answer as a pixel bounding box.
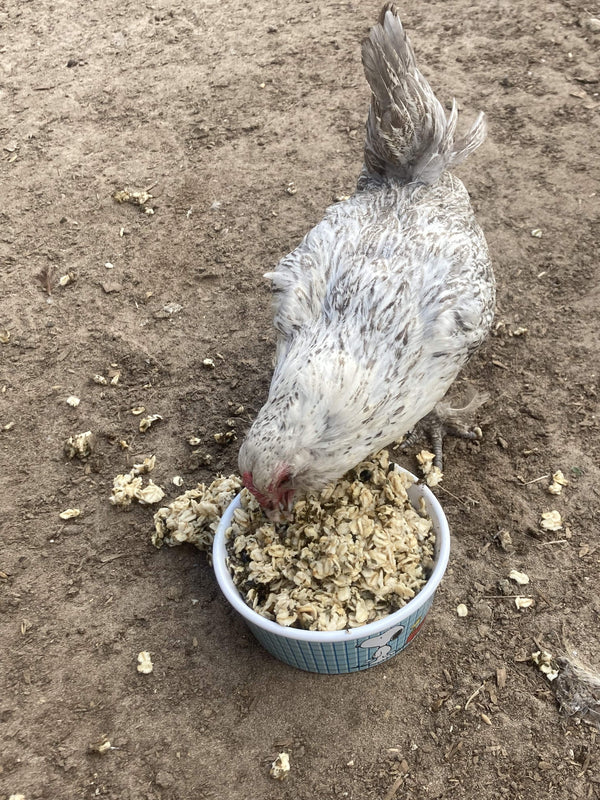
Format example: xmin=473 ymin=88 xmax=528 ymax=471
xmin=247 ymin=600 xmax=433 ymax=673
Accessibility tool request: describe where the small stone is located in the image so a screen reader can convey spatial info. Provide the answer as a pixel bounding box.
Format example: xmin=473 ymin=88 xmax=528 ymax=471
xmin=59 ymin=508 xmax=81 ymax=520
xmin=66 ymin=395 xmax=80 ymax=407
xmin=155 ymin=771 xmax=175 ymax=788
xmin=162 ymin=302 xmax=183 ymax=315
xmin=583 ymin=17 xmax=600 ymax=33
xmin=456 ymin=603 xmax=468 ymax=617
xmin=530 ymin=228 xmax=543 ymax=238
xmin=101 ymin=281 xmax=122 ymax=294
xmin=496 ymin=666 xmax=507 ymax=689
xmin=202 ymin=358 xmax=216 ymax=368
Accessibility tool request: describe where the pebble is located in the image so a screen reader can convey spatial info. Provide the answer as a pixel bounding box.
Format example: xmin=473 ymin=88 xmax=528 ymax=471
xmin=101 ymin=281 xmax=122 ymax=293
xmin=586 ymin=17 xmax=600 ymax=32
xmin=155 ymin=771 xmax=175 ymax=788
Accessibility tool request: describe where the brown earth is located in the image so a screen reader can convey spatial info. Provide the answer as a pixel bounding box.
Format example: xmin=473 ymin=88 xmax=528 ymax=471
xmin=1 ymin=0 xmax=600 ymax=798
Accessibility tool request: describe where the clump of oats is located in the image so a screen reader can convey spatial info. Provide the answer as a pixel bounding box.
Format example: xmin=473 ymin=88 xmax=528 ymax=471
xmin=139 ymin=413 xmax=162 ymax=433
xmin=226 ymin=451 xmax=435 ymax=632
xmin=136 ymin=651 xmax=153 ymax=674
xmin=540 ymin=510 xmax=563 ymax=531
xmin=152 ymin=474 xmax=242 ymax=551
xmin=270 ymin=752 xmax=290 ymax=780
xmin=532 ymin=649 xmax=559 ymax=682
xmin=548 ymin=470 xmax=569 ymax=495
xmin=110 ymin=456 xmax=165 ymax=507
xmin=64 ymin=430 xmax=95 ymax=460
xmin=416 ymin=449 xmax=443 ymax=487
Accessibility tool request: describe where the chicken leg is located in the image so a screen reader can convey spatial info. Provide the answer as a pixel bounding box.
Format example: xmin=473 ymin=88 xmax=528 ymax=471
xmin=400 ymin=394 xmax=487 ymax=469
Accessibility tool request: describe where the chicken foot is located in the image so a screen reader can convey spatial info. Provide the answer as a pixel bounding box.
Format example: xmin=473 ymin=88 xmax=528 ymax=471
xmin=400 ymin=393 xmax=488 ymax=470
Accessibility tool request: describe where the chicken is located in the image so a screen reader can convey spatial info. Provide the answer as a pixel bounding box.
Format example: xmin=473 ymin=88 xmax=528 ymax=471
xmin=239 ymin=3 xmax=495 ymax=512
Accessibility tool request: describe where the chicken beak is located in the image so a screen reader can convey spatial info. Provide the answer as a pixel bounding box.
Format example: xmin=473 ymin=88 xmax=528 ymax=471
xmin=263 ymin=490 xmax=295 ymax=523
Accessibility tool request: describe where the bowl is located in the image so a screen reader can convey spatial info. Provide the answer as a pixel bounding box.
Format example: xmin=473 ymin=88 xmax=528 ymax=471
xmin=212 ymin=465 xmax=450 ymax=674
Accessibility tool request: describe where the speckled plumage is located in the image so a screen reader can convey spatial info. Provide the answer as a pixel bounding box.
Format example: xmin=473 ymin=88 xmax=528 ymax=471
xmin=238 ymin=4 xmax=495 ymax=506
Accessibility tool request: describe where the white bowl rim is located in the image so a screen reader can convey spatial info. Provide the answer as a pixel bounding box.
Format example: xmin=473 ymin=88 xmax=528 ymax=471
xmin=212 ymin=465 xmax=450 ymax=643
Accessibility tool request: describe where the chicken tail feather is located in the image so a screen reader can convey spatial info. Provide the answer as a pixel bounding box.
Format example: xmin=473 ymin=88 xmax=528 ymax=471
xmin=360 ymin=3 xmax=486 ymax=187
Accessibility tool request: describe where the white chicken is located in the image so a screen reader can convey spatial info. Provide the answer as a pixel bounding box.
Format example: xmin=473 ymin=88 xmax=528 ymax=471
xmin=239 ymin=3 xmax=495 ymax=512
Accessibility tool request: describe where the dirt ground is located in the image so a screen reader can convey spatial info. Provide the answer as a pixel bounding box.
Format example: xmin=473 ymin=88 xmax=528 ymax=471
xmin=1 ymin=0 xmax=600 ymax=798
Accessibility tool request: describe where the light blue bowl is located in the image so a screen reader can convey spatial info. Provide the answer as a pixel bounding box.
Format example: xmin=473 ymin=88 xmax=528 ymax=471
xmin=212 ymin=466 xmax=450 ymax=674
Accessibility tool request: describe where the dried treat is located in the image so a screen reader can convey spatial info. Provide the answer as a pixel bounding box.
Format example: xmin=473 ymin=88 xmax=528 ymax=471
xmin=59 ymin=508 xmax=81 ymax=520
xmin=139 ymin=414 xmax=162 ymax=433
xmin=64 ymin=430 xmax=95 ymax=460
xmin=540 ymin=510 xmax=562 ymax=531
xmin=152 ymin=474 xmax=242 ymax=551
xmin=456 ymin=603 xmax=468 ymax=617
xmin=214 ymin=431 xmax=236 ymax=444
xmin=110 ymin=457 xmax=165 ymax=507
xmin=416 ymin=449 xmax=443 ymax=487
xmin=113 ymin=188 xmax=154 ymax=214
xmin=548 ymin=470 xmax=569 ymax=495
xmin=514 ymin=596 xmax=535 ymax=610
xmin=137 ymin=651 xmax=153 ymax=674
xmin=532 ymin=649 xmax=559 ymax=682
xmin=509 ymin=569 xmax=529 ymax=585
xmin=66 ymin=395 xmax=80 ymax=407
xmin=226 ymin=452 xmax=435 ymax=631
xmin=136 ymin=481 xmax=166 ymax=504
xmin=88 ymin=736 xmax=112 ymax=754
xmin=270 ymin=752 xmax=290 ymax=780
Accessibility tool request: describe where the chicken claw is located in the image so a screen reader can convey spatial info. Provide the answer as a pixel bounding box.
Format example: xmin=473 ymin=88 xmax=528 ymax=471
xmin=400 ymin=394 xmax=487 ymax=469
